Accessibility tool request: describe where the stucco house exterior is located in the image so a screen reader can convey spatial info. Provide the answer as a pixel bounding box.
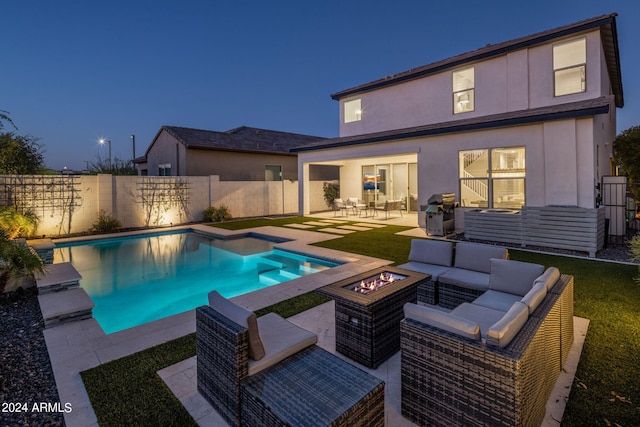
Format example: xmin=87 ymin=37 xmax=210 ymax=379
xmin=294 ymin=13 xmax=623 ymax=232
xmin=136 ymin=125 xmax=324 ymax=180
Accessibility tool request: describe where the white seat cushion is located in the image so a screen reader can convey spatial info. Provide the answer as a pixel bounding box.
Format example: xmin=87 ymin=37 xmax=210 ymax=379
xmin=472 ymin=290 xmax=521 ymax=312
xmin=489 ymin=259 xmax=545 ymax=296
xmin=521 ymin=283 xmax=547 ymax=314
xmin=404 ymin=303 xmax=480 ymax=341
xmin=248 ymin=313 xmax=317 ymax=376
xmin=486 ymin=302 xmax=529 ymax=348
xmin=208 ymin=290 xmax=265 ymax=360
xmin=450 ymin=302 xmax=506 ymax=339
xmin=407 ymin=239 xmax=454 ymax=267
xmin=453 ymin=242 xmax=508 ymax=273
xmin=397 ymin=262 xmax=451 ymax=280
xmin=438 ymin=268 xmax=490 ymax=291
xmin=534 ymin=267 xmax=561 ymax=291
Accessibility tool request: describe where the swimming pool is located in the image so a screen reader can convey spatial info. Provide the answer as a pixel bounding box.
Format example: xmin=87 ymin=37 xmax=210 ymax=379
xmin=53 ymin=230 xmax=338 ymax=333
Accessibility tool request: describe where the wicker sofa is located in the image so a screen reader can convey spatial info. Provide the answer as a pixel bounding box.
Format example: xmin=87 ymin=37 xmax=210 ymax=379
xmin=398 ymin=240 xmax=509 ymax=307
xmin=400 ymin=259 xmax=574 ymax=426
xmin=196 ymin=291 xmax=385 ymax=426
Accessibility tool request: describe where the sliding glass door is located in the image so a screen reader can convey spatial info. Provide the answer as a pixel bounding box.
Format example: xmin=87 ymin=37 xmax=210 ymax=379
xmin=361 ymin=162 xmax=417 ymax=210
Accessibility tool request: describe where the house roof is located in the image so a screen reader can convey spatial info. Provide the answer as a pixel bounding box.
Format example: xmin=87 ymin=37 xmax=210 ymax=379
xmin=331 ymin=13 xmax=623 ymax=108
xmin=142 ymin=125 xmax=325 ymax=159
xmin=292 ymin=96 xmax=612 ymax=153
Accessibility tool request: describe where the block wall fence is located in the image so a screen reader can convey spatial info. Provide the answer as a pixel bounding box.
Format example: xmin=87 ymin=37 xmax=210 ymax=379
xmin=0 ymin=175 xmax=303 ymax=237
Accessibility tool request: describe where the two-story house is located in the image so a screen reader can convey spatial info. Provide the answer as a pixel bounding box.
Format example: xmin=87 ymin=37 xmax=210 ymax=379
xmin=294 ymin=13 xmax=623 ymax=231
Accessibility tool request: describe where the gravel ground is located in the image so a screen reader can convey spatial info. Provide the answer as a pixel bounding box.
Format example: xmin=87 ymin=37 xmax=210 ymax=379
xmin=0 ymin=236 xmax=635 ymax=427
xmin=456 ymin=234 xmax=638 ymax=264
xmin=0 ymin=287 xmax=64 ymax=427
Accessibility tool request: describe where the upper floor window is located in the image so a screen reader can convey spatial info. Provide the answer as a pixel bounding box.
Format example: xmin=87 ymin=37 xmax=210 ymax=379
xmin=553 ymin=38 xmax=586 ymax=96
xmin=453 ymin=67 xmax=475 ymax=114
xmin=344 ymin=98 xmax=362 ymax=123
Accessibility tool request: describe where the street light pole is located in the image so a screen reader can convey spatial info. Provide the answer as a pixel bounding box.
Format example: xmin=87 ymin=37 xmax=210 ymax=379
xmin=130 ymin=134 xmax=136 ymax=160
xmin=99 ymin=138 xmax=112 ymax=170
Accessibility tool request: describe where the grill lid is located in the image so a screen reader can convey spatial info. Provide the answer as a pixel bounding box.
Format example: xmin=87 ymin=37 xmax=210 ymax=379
xmin=427 ymin=193 xmax=456 ymax=205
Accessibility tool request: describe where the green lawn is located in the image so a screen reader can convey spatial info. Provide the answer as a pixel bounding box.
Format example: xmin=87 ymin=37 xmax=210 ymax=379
xmin=82 ymin=218 xmax=640 ymax=426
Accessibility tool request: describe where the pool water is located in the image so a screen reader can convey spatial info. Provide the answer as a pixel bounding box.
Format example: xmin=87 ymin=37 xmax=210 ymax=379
xmin=53 ymin=231 xmax=337 ymax=334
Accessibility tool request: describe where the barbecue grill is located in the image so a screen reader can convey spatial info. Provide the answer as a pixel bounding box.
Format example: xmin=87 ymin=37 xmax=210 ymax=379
xmin=424 ymin=193 xmax=457 ymax=236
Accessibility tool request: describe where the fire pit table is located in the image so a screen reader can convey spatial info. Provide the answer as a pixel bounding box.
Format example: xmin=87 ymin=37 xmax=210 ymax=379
xmin=317 ymin=267 xmax=430 ymax=368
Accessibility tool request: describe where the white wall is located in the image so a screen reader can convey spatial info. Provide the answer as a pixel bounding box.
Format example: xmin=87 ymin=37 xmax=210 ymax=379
xmin=300 ymin=116 xmax=606 ymax=224
xmin=419 ymin=118 xmax=601 ymax=210
xmin=338 ymin=29 xmax=607 ymax=137
xmin=2 ymin=175 xmax=299 ymax=236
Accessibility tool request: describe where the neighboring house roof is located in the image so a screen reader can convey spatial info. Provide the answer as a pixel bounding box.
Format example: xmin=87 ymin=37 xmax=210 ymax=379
xmin=331 ymin=13 xmax=623 ymax=108
xmin=140 ymin=125 xmax=325 ymax=160
xmin=293 ymin=96 xmax=612 ymax=152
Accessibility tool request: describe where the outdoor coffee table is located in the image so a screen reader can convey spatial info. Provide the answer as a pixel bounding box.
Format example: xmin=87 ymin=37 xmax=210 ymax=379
xmin=317 ymin=267 xmax=430 ymax=368
xmin=240 ymin=346 xmax=385 ymax=426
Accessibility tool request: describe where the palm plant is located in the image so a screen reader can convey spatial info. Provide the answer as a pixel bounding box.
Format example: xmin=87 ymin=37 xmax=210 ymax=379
xmin=0 ymin=230 xmax=44 ymax=292
xmin=0 ymin=206 xmax=39 ymax=239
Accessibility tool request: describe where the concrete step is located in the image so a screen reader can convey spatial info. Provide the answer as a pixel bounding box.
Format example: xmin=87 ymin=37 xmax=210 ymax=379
xmin=27 ymin=238 xmax=56 ymax=264
xmin=37 ymin=288 xmax=95 ymax=328
xmin=258 ymin=269 xmax=301 ymax=286
xmin=36 ymin=262 xmax=82 ymax=295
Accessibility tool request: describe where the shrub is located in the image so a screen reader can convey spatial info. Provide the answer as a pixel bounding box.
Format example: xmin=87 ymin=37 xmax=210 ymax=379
xmin=90 ymin=210 xmax=122 ymax=234
xmin=203 ymin=205 xmax=232 ymax=223
xmin=0 ymin=206 xmax=39 ymax=239
xmin=323 ymin=182 xmax=340 ymax=208
xmin=0 ymin=230 xmax=44 ymax=293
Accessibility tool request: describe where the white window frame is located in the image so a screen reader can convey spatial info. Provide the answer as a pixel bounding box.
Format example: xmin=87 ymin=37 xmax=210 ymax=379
xmin=453 ymin=67 xmax=475 ymax=114
xmin=344 ymin=98 xmax=362 ymax=123
xmin=459 ymin=147 xmax=526 ymax=208
xmin=553 ymin=38 xmax=586 ymax=97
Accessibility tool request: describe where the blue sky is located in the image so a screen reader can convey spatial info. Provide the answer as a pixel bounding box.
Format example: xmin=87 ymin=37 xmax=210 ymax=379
xmin=3 ymin=1 xmax=639 ymax=170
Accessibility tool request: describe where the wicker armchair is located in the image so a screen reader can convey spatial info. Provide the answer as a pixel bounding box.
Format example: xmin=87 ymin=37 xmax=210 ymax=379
xmin=400 ymin=274 xmax=574 ymax=426
xmin=196 ymin=292 xmax=385 ymax=426
xmin=196 ymin=292 xmax=317 ymax=426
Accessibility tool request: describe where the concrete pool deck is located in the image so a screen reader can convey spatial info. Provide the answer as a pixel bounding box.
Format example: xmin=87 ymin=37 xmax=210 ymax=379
xmin=41 ymin=223 xmax=393 ymax=426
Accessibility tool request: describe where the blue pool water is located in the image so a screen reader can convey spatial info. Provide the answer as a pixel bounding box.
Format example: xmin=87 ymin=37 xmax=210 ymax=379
xmin=53 ymin=231 xmax=338 ymax=334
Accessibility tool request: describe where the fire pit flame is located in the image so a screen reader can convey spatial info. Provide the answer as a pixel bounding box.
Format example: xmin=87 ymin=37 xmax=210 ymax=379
xmin=351 ymin=271 xmax=406 ymax=294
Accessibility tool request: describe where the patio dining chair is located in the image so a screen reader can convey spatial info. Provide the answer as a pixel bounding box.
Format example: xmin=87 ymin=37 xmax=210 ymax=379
xmin=333 ymin=198 xmax=349 ymax=217
xmin=347 ymin=197 xmax=368 ymax=217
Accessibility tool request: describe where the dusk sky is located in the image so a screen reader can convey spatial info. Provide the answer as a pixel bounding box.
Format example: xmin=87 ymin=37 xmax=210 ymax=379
xmin=3 ymin=1 xmax=639 ymax=171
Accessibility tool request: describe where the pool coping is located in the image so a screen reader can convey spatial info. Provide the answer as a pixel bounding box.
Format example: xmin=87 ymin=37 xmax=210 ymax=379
xmin=42 ymin=224 xmax=393 ymax=427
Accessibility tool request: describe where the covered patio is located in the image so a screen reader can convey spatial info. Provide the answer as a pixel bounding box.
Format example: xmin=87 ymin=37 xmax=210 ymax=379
xmin=297 ymin=147 xmax=421 ymax=221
